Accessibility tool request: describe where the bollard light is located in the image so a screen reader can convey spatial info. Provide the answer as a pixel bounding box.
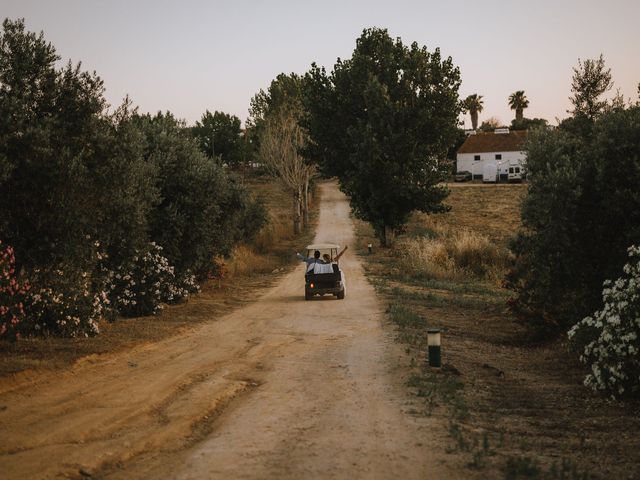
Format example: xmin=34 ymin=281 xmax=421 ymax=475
xmin=367 ymin=243 xmax=373 ymax=254
xmin=427 ymin=328 xmax=442 ymax=368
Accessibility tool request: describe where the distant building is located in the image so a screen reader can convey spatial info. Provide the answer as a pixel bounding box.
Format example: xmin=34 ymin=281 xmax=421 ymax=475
xmin=456 ymin=129 xmax=527 ymax=181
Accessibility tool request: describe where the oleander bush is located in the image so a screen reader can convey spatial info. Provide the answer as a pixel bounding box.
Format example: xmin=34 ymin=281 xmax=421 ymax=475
xmin=106 ymin=243 xmax=199 ymax=318
xmin=0 ymin=242 xmax=30 ymax=341
xmin=568 ymin=246 xmax=640 ymax=398
xmin=22 ymin=268 xmax=106 ymax=338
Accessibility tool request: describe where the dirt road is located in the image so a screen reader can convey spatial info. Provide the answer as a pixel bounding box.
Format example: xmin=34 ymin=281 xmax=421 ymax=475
xmin=0 ymin=182 xmax=458 ymax=479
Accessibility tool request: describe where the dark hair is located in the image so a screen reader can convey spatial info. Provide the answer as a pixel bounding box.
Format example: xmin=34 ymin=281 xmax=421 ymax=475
xmin=314 ymin=250 xmax=321 ymax=259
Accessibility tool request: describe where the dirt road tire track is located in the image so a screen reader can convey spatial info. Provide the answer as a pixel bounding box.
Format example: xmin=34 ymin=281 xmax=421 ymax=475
xmin=0 ymin=181 xmax=460 ymax=479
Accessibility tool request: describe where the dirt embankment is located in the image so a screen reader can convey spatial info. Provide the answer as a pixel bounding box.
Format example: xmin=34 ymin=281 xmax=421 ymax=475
xmin=0 ymin=182 xmax=463 ymax=479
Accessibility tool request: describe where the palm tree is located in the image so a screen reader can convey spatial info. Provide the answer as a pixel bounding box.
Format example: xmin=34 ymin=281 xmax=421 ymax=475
xmin=463 ymin=94 xmax=484 ymax=130
xmin=508 ymin=90 xmax=529 ymax=122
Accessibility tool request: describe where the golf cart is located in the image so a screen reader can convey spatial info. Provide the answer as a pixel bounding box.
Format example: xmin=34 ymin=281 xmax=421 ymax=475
xmin=302 ymin=243 xmax=346 ymax=300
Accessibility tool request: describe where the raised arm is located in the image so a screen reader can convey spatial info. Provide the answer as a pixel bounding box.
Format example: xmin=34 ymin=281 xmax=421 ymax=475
xmin=335 ymin=245 xmax=348 ymax=261
xmin=296 ymin=252 xmax=306 ymax=262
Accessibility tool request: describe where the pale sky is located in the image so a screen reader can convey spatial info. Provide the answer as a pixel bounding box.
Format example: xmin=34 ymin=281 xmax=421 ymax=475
xmin=3 ymin=0 xmax=639 ymax=127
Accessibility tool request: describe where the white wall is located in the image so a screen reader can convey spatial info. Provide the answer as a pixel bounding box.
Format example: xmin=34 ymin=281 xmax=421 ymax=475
xmin=457 ymin=151 xmax=526 ymax=178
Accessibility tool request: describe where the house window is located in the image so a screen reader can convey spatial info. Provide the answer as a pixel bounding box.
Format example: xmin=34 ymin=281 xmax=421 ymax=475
xmin=495 ymin=154 xmax=502 ymax=160
xmin=474 ymin=155 xmax=481 ymax=161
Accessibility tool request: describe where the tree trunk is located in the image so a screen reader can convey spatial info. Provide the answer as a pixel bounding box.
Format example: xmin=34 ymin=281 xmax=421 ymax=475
xmin=293 ymin=189 xmax=301 ymax=235
xmin=516 ymin=108 xmax=523 ymax=122
xmin=471 ymin=111 xmax=478 ymax=130
xmin=302 ymin=178 xmax=309 ymax=229
xmin=381 ymin=225 xmax=395 ymax=247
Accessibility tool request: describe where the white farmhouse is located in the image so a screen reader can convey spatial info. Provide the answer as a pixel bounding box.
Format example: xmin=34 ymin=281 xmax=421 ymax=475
xmin=456 ymin=129 xmax=527 ymax=181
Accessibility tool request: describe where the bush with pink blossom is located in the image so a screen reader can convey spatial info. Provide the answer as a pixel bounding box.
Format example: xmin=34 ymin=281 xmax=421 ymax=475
xmin=0 ymin=242 xmax=30 ymax=341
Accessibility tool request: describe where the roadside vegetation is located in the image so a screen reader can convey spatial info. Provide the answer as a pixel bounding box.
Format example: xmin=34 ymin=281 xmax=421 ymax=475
xmin=357 ymin=183 xmax=640 ymax=479
xmin=303 ymin=27 xmax=461 ymax=247
xmin=0 ymin=19 xmax=318 ymax=366
xmin=505 ymin=56 xmax=640 ymax=400
xmin=0 ymin=172 xmax=319 ymax=376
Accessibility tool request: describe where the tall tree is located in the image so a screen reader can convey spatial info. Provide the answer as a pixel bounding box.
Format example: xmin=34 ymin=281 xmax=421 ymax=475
xmin=463 ymin=94 xmax=483 ymax=130
xmin=191 ymin=110 xmax=244 ymax=167
xmin=569 ymin=54 xmax=612 ymax=121
xmin=249 ymin=73 xmax=315 ymax=231
xmin=303 ymin=28 xmax=461 ymax=246
xmin=508 ymin=90 xmax=529 ymax=122
xmin=0 ymin=19 xmax=154 ymax=271
xmin=259 ymin=107 xmax=315 ymax=234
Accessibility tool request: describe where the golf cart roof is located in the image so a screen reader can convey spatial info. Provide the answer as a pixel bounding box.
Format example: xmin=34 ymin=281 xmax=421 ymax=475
xmin=306 ymin=243 xmax=340 ymax=250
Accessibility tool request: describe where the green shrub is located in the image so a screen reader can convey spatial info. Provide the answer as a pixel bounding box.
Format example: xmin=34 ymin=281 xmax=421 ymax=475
xmin=136 ymin=112 xmax=267 ymax=279
xmin=0 ymin=20 xmax=268 ymax=337
xmin=506 ymin=106 xmax=640 ymax=335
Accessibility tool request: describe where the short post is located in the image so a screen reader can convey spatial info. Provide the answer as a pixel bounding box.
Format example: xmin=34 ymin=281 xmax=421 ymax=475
xmin=427 ymin=328 xmax=442 ymax=368
xmin=367 ymin=243 xmax=373 ymax=254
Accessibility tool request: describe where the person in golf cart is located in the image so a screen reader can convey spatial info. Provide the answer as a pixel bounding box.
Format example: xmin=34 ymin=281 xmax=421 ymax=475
xmin=296 ymin=249 xmax=323 ymax=273
xmin=296 ymin=245 xmax=348 ymax=273
xmin=323 ymin=245 xmax=348 ymax=264
xmin=296 ymin=244 xmax=348 ymax=300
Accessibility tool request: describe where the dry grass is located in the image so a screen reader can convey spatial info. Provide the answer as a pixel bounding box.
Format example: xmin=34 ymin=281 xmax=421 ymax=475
xmin=252 ymin=220 xmax=294 ymax=253
xmin=397 ymin=229 xmax=507 ymax=281
xmin=357 ymin=183 xmax=640 ymax=479
xmin=225 ymin=244 xmax=279 ymax=279
xmin=413 ymin=183 xmax=527 ymax=249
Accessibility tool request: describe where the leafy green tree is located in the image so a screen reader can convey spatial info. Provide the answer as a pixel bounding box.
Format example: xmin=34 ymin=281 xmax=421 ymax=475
xmin=446 ymin=128 xmax=467 ymax=160
xmin=508 ymin=90 xmax=529 ymax=122
xmin=191 ymin=110 xmax=244 ymax=167
xmin=463 ymin=94 xmax=483 ymax=130
xmin=510 ymin=117 xmax=548 ymax=131
xmin=137 ymin=112 xmax=265 ymax=279
xmin=303 ymin=28 xmax=461 ymax=246
xmin=506 ymin=104 xmax=640 ymax=336
xmin=569 ymin=54 xmax=612 ymax=121
xmin=0 ymin=19 xmax=154 ymax=273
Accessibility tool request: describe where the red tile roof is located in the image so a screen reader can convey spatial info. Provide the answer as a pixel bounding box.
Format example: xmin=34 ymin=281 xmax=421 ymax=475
xmin=457 ymin=130 xmax=527 ymax=154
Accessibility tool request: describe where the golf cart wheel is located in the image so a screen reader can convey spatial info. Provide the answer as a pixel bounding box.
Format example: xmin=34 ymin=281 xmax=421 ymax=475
xmin=305 ymin=292 xmax=312 ymax=301
xmin=337 ymin=290 xmax=345 ymax=300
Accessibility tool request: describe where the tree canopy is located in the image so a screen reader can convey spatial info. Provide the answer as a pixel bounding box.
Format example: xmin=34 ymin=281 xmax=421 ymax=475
xmin=303 ymin=28 xmax=461 ymax=245
xmin=569 ymin=54 xmax=612 ymax=121
xmin=508 ymin=90 xmax=529 ymax=122
xmin=463 ymin=94 xmax=483 ymax=130
xmin=0 ymin=18 xmax=267 ymax=336
xmin=191 ymin=110 xmax=245 ymax=167
xmin=507 ymin=57 xmax=640 ymax=336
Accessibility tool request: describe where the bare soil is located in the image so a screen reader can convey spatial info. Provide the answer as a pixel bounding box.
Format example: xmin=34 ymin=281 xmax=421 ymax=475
xmin=0 ymin=182 xmax=463 ymax=479
xmin=356 ymin=183 xmax=640 ymax=479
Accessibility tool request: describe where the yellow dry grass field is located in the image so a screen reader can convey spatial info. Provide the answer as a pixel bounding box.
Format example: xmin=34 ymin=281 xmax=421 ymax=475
xmin=0 ymin=173 xmax=319 ymax=376
xmin=356 ymin=183 xmax=640 ymax=479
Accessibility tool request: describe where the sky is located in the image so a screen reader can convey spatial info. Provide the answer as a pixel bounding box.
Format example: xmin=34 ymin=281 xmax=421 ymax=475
xmin=2 ymin=0 xmax=639 ymax=127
